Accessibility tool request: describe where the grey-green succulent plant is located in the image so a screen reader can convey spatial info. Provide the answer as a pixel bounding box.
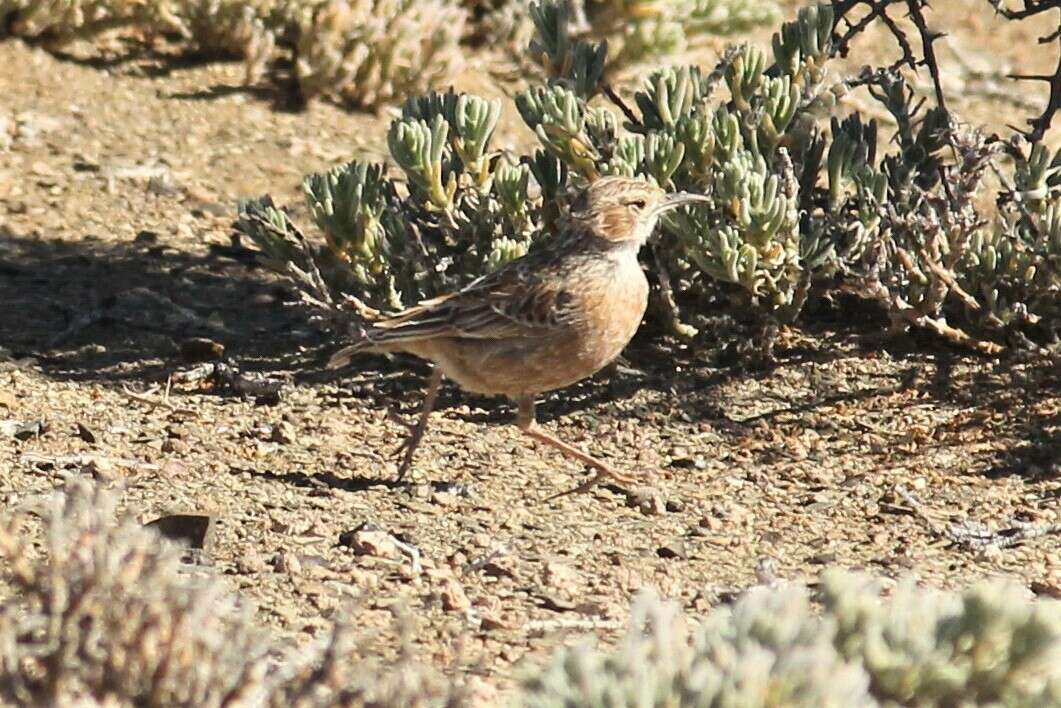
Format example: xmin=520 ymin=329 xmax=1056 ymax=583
xmin=237 ymin=0 xmax=1061 ymax=356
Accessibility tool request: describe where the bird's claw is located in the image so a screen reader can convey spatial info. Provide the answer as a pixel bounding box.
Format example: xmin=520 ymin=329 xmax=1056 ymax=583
xmin=546 ymin=466 xmax=654 ymax=501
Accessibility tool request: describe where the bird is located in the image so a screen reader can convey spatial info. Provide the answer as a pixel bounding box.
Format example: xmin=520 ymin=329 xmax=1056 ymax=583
xmin=328 ymin=175 xmax=711 ymax=494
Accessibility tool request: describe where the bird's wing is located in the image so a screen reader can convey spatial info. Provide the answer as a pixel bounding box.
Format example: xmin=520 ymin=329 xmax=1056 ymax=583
xmin=364 ymin=257 xmax=578 ymax=345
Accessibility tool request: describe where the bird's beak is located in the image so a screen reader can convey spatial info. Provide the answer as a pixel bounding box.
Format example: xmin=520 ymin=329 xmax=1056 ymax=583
xmin=653 ymin=191 xmax=713 ymax=217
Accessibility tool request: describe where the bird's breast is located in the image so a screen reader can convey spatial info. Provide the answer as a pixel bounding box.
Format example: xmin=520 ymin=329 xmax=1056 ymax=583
xmin=577 ymin=253 xmax=649 ymax=356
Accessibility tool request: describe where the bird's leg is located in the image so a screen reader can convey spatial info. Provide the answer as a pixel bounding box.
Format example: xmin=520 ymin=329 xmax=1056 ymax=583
xmin=392 ymin=367 xmax=444 ymax=479
xmin=515 ymin=396 xmax=647 ymax=496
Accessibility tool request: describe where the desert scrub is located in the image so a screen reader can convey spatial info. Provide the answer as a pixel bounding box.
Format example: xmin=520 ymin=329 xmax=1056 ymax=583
xmin=495 ymin=0 xmax=780 ymax=67
xmin=518 ymin=570 xmax=1061 ymax=707
xmin=237 ymin=1 xmax=1060 ymax=355
xmin=0 ymin=480 xmax=269 ymax=705
xmin=2 ymin=481 xmax=1060 ymax=705
xmin=0 ymin=0 xmax=469 ymax=109
xmin=237 ymin=89 xmax=542 ymax=316
xmin=288 ymin=0 xmax=467 ymax=107
xmin=0 ymin=479 xmax=459 ymax=707
xmin=0 ymin=0 xmax=781 ymax=108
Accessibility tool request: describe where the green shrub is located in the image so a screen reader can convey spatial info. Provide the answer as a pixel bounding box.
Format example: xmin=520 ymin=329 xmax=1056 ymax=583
xmin=0 ymin=0 xmax=780 ymax=107
xmin=518 ymin=571 xmax=1061 ymax=707
xmin=238 ymin=1 xmax=1061 ymax=354
xmin=3 ymin=482 xmax=1060 ymax=706
xmin=0 ymin=480 xmax=459 ymax=707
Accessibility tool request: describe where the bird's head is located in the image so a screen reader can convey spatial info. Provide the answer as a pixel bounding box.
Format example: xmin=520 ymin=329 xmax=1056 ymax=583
xmin=568 ymin=176 xmax=712 ymax=247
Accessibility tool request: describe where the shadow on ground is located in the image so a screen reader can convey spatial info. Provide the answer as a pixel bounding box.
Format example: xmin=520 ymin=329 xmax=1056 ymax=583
xmin=0 ymin=227 xmax=316 ymax=382
xmin=23 ymin=36 xmax=304 ymax=112
xmin=2 ymin=226 xmax=1057 ymax=478
xmin=0 ymin=228 xmax=686 ymax=420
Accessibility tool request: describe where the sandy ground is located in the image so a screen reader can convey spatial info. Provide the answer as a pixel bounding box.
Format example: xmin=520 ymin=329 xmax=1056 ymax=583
xmin=1 ymin=1 xmax=1060 ymax=698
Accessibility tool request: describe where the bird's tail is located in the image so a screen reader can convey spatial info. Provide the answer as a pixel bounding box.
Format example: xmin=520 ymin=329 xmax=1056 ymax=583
xmin=328 ymin=292 xmax=459 ymax=369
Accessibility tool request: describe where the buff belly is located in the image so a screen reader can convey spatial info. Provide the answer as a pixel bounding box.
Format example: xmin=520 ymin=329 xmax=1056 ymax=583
xmin=425 ymin=267 xmax=649 ymax=398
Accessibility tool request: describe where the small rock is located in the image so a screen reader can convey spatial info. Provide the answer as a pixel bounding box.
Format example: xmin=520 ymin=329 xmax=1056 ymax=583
xmin=82 ymin=456 xmax=118 ymax=481
xmin=479 ymin=612 xmax=510 ymax=632
xmin=0 ymin=419 xmax=46 ymax=440
xmin=429 ymin=568 xmax=471 ymax=612
xmin=657 ymin=539 xmax=688 ymax=560
xmin=145 ymin=513 xmax=215 ymax=551
xmin=76 ymin=422 xmax=97 ymax=444
xmin=339 ymin=525 xmax=401 ymax=560
xmin=236 ymin=548 xmax=269 ymax=574
xmin=272 ymin=551 xmax=303 ymax=575
xmin=270 ymin=421 xmax=296 ymax=445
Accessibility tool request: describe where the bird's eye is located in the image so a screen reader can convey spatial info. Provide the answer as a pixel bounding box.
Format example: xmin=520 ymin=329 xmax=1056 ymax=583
xmin=628 ymin=199 xmax=646 ymax=210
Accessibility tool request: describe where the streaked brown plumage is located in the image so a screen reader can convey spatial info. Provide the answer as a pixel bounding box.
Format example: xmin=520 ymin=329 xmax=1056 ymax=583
xmin=329 ymin=176 xmax=710 ymax=494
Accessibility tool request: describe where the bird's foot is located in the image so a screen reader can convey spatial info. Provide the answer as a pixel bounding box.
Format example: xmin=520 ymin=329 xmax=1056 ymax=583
xmin=386 ymin=407 xmax=427 ymax=480
xmin=548 ymin=465 xmax=664 ymax=513
xmin=391 ymin=435 xmax=420 ymax=480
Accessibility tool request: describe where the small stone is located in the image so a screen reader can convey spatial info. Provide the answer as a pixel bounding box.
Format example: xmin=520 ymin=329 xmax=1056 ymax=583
xmin=339 ymin=526 xmax=401 ymax=560
xmin=236 ymin=549 xmax=269 ymax=574
xmin=271 ymin=421 xmax=296 ymax=445
xmin=82 ymin=456 xmax=119 ymax=481
xmin=76 ymin=422 xmax=97 ymax=444
xmin=272 ymin=551 xmax=303 ymax=575
xmin=430 ymin=568 xmax=471 ymax=612
xmin=145 ymin=514 xmax=215 ymax=551
xmin=479 ymin=612 xmax=509 ymax=631
xmin=657 ymin=539 xmax=688 ymax=560
xmin=161 ymin=438 xmax=188 ymax=454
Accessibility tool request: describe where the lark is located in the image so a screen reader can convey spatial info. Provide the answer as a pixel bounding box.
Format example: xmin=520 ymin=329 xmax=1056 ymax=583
xmin=328 ymin=176 xmax=710 ymax=493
